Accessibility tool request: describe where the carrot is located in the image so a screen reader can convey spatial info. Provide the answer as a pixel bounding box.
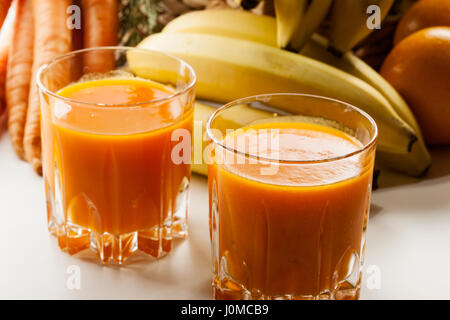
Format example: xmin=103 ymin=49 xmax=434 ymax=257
xmin=69 ymin=0 xmax=85 ymax=81
xmin=6 ymin=0 xmax=33 ymax=159
xmin=24 ymin=0 xmax=72 ymax=174
xmin=0 ymin=0 xmax=12 ymax=30
xmin=0 ymin=34 xmax=10 ymax=122
xmin=0 ymin=2 xmax=14 ymax=120
xmin=81 ymin=0 xmax=118 ymax=73
xmin=71 ymin=0 xmax=83 ymax=51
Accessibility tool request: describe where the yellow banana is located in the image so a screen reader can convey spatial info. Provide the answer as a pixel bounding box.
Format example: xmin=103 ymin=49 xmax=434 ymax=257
xmin=302 ymin=36 xmax=431 ymax=176
xmin=274 ymin=0 xmax=307 ymax=48
xmin=193 ymin=103 xmax=431 ymax=179
xmin=192 ymin=101 xmax=273 ymax=176
xmin=163 ymin=9 xmax=277 ymax=47
xmin=161 ymin=10 xmax=430 ymax=176
xmin=288 ymin=0 xmax=332 ymax=51
xmin=136 ymin=32 xmax=416 ymax=155
xmin=192 ymin=102 xmax=215 ymax=176
xmin=328 ymin=0 xmax=395 ymax=54
xmin=163 ymin=11 xmax=410 ymax=122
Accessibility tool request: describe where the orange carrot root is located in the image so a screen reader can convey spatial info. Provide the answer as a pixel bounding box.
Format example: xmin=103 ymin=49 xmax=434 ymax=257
xmin=0 ymin=37 xmax=10 ymax=119
xmin=81 ymin=0 xmax=118 ymax=73
xmin=6 ymin=0 xmax=34 ymax=159
xmin=0 ymin=0 xmax=12 ymax=29
xmin=0 ymin=1 xmax=14 ymax=120
xmin=24 ymin=0 xmax=72 ymax=174
xmin=71 ymin=0 xmax=83 ymax=51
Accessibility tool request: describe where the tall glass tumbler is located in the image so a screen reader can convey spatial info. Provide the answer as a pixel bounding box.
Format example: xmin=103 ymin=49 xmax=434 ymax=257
xmin=207 ymin=94 xmax=377 ymax=299
xmin=37 ymin=47 xmax=196 ymax=264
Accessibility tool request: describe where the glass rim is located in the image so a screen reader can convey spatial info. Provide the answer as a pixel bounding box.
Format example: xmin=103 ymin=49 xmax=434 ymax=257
xmin=206 ymin=93 xmax=378 ymax=165
xmin=36 ymin=46 xmax=197 ymax=110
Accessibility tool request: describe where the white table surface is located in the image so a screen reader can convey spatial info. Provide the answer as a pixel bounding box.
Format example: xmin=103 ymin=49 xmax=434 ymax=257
xmin=1 ymin=123 xmax=450 ymax=300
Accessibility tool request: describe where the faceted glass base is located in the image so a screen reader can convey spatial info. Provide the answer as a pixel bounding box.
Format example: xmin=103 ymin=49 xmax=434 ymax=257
xmin=49 ymin=218 xmax=187 ymax=264
xmin=213 ymin=277 xmax=361 ymax=300
xmin=46 ymin=177 xmax=189 ymax=265
xmin=209 ymin=176 xmax=368 ymax=301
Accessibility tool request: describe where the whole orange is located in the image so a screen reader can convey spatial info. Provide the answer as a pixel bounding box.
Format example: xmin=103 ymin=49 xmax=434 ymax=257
xmin=394 ymin=0 xmax=450 ymax=45
xmin=381 ymin=27 xmax=450 ymax=145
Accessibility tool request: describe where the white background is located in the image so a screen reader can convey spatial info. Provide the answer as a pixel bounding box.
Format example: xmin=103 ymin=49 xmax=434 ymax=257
xmin=1 ymin=125 xmax=449 ymax=300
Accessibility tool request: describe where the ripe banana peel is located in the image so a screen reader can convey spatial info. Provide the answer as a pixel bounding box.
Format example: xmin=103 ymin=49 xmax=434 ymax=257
xmin=288 ymin=0 xmax=332 ymax=51
xmin=161 ymin=10 xmax=431 ymax=176
xmin=328 ymin=0 xmax=395 ymax=54
xmin=136 ymin=32 xmax=415 ymax=156
xmin=192 ymin=104 xmax=429 ymax=179
xmin=163 ymin=9 xmax=277 ymax=47
xmin=274 ymin=0 xmax=307 ymax=48
xmin=304 ymin=38 xmax=431 ymax=176
xmin=192 ymin=102 xmax=214 ymax=176
xmin=192 ymin=101 xmax=273 ymax=176
xmin=162 ymin=11 xmax=418 ymax=128
xmin=274 ymin=0 xmax=332 ymax=51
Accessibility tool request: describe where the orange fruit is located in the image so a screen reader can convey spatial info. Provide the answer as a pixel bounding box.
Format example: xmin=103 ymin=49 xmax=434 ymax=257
xmin=394 ymin=0 xmax=450 ymax=45
xmin=381 ymin=27 xmax=450 ymax=145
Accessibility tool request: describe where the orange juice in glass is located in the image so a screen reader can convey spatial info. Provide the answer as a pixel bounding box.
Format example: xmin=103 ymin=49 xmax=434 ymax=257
xmin=207 ymin=94 xmax=377 ymax=299
xmin=37 ymin=48 xmax=196 ymax=264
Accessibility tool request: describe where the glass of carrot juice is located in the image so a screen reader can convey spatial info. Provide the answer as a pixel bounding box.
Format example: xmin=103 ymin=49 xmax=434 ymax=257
xmin=207 ymin=93 xmax=377 ymax=300
xmin=37 ymin=47 xmax=196 ymax=264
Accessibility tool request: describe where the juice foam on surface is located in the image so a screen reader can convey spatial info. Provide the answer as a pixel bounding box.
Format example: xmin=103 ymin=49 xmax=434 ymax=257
xmin=55 ymin=77 xmax=188 ymax=135
xmin=58 ymin=77 xmax=172 ymax=105
xmin=219 ymin=122 xmax=366 ymax=186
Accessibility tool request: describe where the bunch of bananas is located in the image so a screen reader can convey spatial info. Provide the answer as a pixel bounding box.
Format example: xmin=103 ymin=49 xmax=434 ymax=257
xmin=135 ymin=6 xmax=431 ymax=177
